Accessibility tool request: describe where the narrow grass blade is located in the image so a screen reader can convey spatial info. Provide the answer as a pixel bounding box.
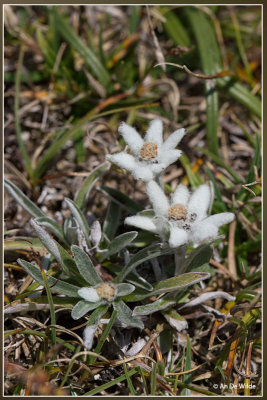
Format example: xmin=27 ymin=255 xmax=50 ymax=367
xmin=150 ymin=362 xmax=157 ymax=395
xmin=75 ymin=161 xmax=110 ymax=209
xmin=196 ymin=147 xmax=244 ymax=183
xmin=182 ymin=334 xmax=192 ymax=396
xmin=14 ymin=46 xmax=33 ymax=179
xmin=123 ymin=362 xmax=137 ymax=395
xmin=59 ymin=344 xmax=82 ymax=388
xmin=217 ymin=77 xmax=261 ymax=119
xmin=4 ymin=179 xmax=45 ymax=218
xmin=162 ymin=9 xmax=191 ymax=47
xmin=54 ymin=9 xmax=110 ymax=87
xmin=179 ymin=154 xmax=203 ymax=188
xmin=89 ymin=308 xmax=118 ymax=363
xmin=41 ymin=269 xmax=56 ymax=346
xmin=83 ymin=368 xmax=138 ymax=396
xmin=187 ymin=8 xmax=221 ymax=156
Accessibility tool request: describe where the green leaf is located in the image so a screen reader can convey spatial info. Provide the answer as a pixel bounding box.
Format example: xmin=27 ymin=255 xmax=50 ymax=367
xmin=115 ymin=283 xmax=135 ymax=297
xmin=113 ymin=300 xmax=144 ymax=329
xmin=196 ymin=147 xmax=244 ymax=183
xmin=64 ymin=198 xmax=91 ymax=247
xmin=17 ymin=259 xmax=79 ymax=297
xmin=75 ymin=161 xmax=110 ymax=210
xmin=152 ymin=272 xmax=210 ymax=295
xmin=133 ymin=299 xmax=176 ymax=316
xmin=31 ymin=219 xmax=76 ymax=276
xmin=182 ymin=335 xmax=192 ymax=396
xmin=35 ymin=217 xmax=68 ymax=246
xmin=162 ymin=9 xmax=191 ymax=47
xmin=71 ymin=300 xmax=103 ymax=320
xmin=99 ymin=231 xmax=138 ymax=261
xmin=101 ymin=186 xmax=143 ymax=214
xmin=181 ymin=244 xmax=213 ymax=274
xmin=179 ymin=154 xmax=203 ymax=188
xmin=71 ymin=245 xmax=102 ymax=286
xmin=217 ymin=77 xmax=261 ymax=119
xmin=54 ymin=9 xmax=110 ymax=87
xmin=4 ymin=237 xmax=44 ymax=253
xmin=125 ymin=272 xmax=210 ymax=301
xmin=103 ymin=201 xmax=121 ymax=240
xmin=162 ymin=309 xmax=188 ymax=331
xmin=4 ymin=178 xmax=45 ymax=218
xmin=187 ymin=7 xmax=221 ymax=156
xmin=125 ymin=271 xmax=153 ymax=292
xmin=115 ymin=243 xmax=174 ymax=283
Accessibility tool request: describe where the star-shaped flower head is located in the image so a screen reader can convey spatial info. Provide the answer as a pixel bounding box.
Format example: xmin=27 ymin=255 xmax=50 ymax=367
xmin=125 ymin=181 xmax=235 ymax=248
xmin=106 ymin=119 xmax=185 ymax=182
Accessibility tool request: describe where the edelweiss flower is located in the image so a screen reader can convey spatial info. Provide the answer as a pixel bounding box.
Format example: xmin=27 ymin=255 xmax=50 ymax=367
xmin=125 ymin=181 xmax=235 ymax=248
xmin=77 ymin=282 xmax=135 ymax=305
xmin=106 ymin=119 xmax=185 ymax=182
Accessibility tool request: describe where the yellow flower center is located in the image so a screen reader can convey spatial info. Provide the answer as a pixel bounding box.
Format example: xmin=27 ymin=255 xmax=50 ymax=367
xmin=96 ymin=283 xmax=115 ymax=301
xmin=168 ymin=204 xmax=188 ymax=221
xmin=139 ymin=142 xmax=158 ymax=160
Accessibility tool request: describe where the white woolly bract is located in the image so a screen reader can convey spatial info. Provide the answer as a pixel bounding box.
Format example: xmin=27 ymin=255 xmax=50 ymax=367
xmin=131 ymin=165 xmax=154 ymax=181
xmin=144 ymin=119 xmax=163 ymax=146
xmin=188 ymin=184 xmax=211 ymax=221
xmin=190 ymin=221 xmax=218 ymax=243
xmin=106 ymin=152 xmax=136 ymax=172
xmin=158 ymin=149 xmax=182 ymax=167
xmin=161 ymin=128 xmax=185 ymax=152
xmin=169 ymin=226 xmax=188 ymax=248
xmin=78 ymin=287 xmax=100 ymax=303
xmin=146 ymin=181 xmax=169 ymax=217
xmin=125 ymin=216 xmax=157 ymax=233
xmin=83 ymin=324 xmax=98 ymax=350
xmin=172 ymin=184 xmax=190 ymax=206
xmin=118 ymin=122 xmax=143 ymax=156
xmin=204 ymin=213 xmax=235 ymax=227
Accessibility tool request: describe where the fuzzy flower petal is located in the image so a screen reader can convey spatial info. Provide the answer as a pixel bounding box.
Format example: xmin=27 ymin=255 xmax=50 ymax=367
xmin=83 ymin=324 xmax=98 ymax=350
xmin=169 ymin=226 xmax=189 ymax=248
xmin=158 ymin=149 xmax=182 ymax=166
xmin=118 ymin=122 xmax=144 ymax=156
xmin=132 ymin=166 xmax=154 ymax=181
xmin=161 ymin=128 xmax=185 ymax=152
xmin=106 ymin=152 xmax=137 ymax=172
xmin=146 ymin=181 xmax=169 ymax=217
xmin=125 ymin=215 xmax=158 ymax=233
xmin=172 ymin=184 xmax=190 ymax=206
xmin=188 ymin=184 xmax=211 ymax=221
xmin=190 ymin=221 xmax=219 ymax=243
xmin=144 ymin=119 xmax=163 ymax=146
xmin=78 ymin=287 xmax=100 ymax=303
xmin=204 ymin=213 xmax=235 ymax=228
